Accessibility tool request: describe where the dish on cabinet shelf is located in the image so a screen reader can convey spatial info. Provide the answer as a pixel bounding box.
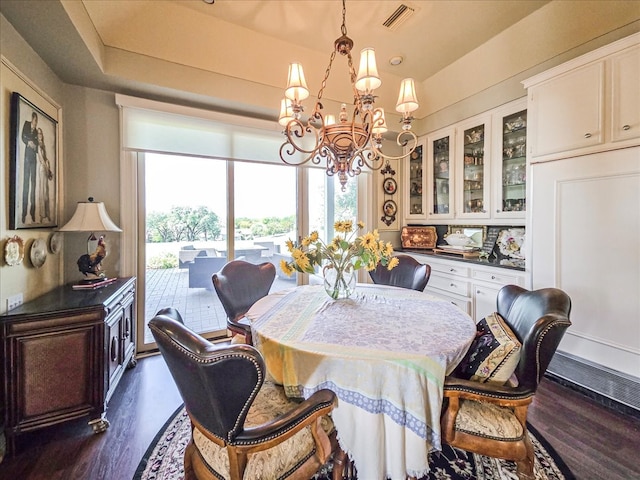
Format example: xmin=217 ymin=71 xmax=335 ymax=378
xmin=30 ymin=238 xmax=47 ymax=268
xmin=4 ymin=236 xmax=25 ymax=266
xmin=495 ymin=228 xmax=525 ymax=259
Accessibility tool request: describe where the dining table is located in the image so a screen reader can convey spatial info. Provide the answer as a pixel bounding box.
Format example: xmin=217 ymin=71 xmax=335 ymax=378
xmin=246 ymin=283 xmax=476 ymax=480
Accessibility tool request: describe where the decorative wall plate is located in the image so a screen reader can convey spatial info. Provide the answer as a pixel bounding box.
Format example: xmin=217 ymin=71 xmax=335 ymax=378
xmin=4 ymin=236 xmax=25 ymax=266
xmin=383 ymin=178 xmax=397 ymax=195
xmin=30 ymin=238 xmax=47 ymax=268
xmin=49 ymin=232 xmax=62 ymax=254
xmin=382 ymin=200 xmax=397 ymax=217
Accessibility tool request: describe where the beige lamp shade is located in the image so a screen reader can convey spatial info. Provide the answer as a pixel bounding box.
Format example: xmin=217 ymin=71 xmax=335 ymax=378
xmin=395 ymin=78 xmax=419 ymax=114
xmin=355 ymin=47 xmax=382 ymax=93
xmin=59 ymin=198 xmax=122 ymax=232
xmin=278 ymin=98 xmax=295 ymax=127
xmin=285 ymin=63 xmax=309 ymax=102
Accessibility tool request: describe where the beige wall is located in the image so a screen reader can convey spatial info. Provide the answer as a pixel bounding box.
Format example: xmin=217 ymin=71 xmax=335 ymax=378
xmin=1 ymin=15 xmax=65 ymax=312
xmin=60 ymin=85 xmax=121 ymax=283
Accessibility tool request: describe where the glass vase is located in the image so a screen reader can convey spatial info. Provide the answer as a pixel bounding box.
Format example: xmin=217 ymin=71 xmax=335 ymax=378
xmin=323 ymin=263 xmax=356 ymax=300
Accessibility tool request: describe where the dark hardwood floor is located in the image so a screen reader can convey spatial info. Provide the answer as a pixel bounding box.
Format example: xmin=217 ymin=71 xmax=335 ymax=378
xmin=1 ymin=354 xmax=639 ymax=480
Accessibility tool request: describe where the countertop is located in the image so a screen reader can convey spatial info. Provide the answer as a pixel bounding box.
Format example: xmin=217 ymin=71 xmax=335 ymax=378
xmin=398 ymin=248 xmax=525 ymax=272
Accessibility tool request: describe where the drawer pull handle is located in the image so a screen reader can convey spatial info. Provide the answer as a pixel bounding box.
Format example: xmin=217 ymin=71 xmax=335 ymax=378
xmin=623 ymin=125 xmax=631 ymax=131
xmin=491 ymin=275 xmax=496 ymax=280
xmin=124 ymin=319 xmax=131 ymax=339
xmin=110 ymin=337 xmax=117 ymax=362
xmin=584 ymin=133 xmax=592 ymax=138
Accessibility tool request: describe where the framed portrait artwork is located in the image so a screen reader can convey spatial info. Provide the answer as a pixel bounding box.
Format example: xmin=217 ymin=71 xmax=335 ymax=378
xmin=9 ymin=92 xmax=58 ymax=229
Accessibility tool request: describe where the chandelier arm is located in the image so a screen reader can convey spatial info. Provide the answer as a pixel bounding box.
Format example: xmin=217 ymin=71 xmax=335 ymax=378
xmin=370 ymin=131 xmax=420 ymax=162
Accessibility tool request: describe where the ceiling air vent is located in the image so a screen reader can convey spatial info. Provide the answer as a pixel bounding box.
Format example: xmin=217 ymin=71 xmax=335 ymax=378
xmin=382 ymin=4 xmax=415 ymax=31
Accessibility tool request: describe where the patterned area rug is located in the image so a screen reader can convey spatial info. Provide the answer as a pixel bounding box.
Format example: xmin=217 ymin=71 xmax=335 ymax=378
xmin=134 ymin=406 xmax=575 ymax=480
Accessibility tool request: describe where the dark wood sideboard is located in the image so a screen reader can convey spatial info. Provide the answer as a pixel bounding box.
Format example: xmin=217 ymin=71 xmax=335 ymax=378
xmin=0 ymin=277 xmax=137 ymax=455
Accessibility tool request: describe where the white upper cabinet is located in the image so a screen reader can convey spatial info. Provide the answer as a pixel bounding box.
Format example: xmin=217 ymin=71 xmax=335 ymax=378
xmin=524 ymin=33 xmax=639 ymax=162
xmin=610 ymin=45 xmax=640 ymax=144
xmin=527 ymin=62 xmax=604 ymax=157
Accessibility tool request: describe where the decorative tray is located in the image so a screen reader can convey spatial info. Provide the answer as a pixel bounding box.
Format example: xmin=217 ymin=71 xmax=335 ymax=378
xmin=401 ymin=226 xmax=437 ymax=250
xmin=433 ymin=247 xmax=480 ymax=259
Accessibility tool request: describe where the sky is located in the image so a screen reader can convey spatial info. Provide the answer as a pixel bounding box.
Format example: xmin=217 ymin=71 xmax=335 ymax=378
xmin=144 ymin=153 xmax=297 ymax=219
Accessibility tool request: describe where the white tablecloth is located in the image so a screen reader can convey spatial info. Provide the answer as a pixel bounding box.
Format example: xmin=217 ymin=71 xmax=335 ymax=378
xmin=247 ymin=284 xmax=476 ymax=480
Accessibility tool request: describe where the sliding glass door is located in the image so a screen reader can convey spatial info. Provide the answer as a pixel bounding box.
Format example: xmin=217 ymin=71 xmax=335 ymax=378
xmin=138 ymin=153 xmax=299 ymax=350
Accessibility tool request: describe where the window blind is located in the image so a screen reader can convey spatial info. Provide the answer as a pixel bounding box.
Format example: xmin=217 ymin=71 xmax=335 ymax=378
xmin=116 ymin=94 xmax=303 ymax=165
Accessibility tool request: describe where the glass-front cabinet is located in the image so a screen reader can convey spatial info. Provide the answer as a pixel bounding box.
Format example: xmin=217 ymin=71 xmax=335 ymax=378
xmin=493 ymin=99 xmax=527 ymax=219
xmin=456 ymin=115 xmax=491 ymax=219
xmin=404 ymin=139 xmax=427 ymax=221
xmin=426 ymin=127 xmax=455 ymax=220
xmin=402 ymin=99 xmax=526 ymax=223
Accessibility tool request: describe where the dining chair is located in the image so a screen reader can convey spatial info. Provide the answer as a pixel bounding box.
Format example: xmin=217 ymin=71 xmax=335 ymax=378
xmin=149 ymin=310 xmax=339 ymax=480
xmin=369 ymin=254 xmax=431 ymax=291
xmin=212 ymin=260 xmax=276 ymax=344
xmin=440 ymin=284 xmax=572 ymax=479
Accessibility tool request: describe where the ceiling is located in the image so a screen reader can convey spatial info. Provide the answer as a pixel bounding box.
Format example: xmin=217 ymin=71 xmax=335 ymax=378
xmin=2 ymin=0 xmax=639 ymax=123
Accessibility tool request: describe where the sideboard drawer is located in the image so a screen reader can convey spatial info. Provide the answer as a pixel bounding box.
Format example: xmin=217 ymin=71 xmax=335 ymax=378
xmin=472 ymin=269 xmax=522 ymax=286
xmin=430 ymin=262 xmax=470 ymax=278
xmin=429 ymin=274 xmax=470 ymax=296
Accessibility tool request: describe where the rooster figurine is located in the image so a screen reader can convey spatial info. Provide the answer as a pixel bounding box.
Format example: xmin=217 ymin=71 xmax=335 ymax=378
xmin=77 ymin=235 xmax=107 ymax=280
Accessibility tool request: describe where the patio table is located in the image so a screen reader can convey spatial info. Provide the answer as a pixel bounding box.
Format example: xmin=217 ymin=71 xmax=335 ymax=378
xmin=247 ymin=284 xmax=476 ymax=480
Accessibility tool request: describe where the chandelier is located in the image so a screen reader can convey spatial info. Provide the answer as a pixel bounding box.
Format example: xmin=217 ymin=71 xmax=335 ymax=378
xmin=278 ymin=0 xmax=419 ymax=191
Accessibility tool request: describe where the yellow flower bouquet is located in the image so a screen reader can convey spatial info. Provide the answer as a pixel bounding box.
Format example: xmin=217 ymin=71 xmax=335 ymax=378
xmin=281 ymin=220 xmax=398 ymax=299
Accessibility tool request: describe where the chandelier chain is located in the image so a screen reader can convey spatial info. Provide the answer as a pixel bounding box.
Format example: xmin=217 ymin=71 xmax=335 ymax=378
xmin=316 ymin=49 xmax=338 ymax=104
xmin=341 ymin=0 xmax=347 ymax=36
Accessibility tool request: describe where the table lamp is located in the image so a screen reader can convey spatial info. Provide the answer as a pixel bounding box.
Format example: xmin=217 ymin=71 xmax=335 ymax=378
xmin=58 ymin=197 xmax=122 ymax=284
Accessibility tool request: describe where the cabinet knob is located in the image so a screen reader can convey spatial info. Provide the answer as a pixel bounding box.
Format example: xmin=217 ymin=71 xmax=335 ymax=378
xmin=623 ymin=125 xmax=631 ymax=131
xmin=477 ymin=290 xmax=481 ymax=294
xmin=496 ymin=209 xmax=501 ymax=213
xmin=450 ymin=283 xmax=456 ymax=287
xmin=450 ymin=268 xmax=455 ymax=272
xmin=491 ymin=275 xmax=496 ymax=280
xmin=584 ymin=133 xmax=592 ymax=138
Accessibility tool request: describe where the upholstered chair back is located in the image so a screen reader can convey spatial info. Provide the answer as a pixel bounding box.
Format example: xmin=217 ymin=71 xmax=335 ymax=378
xmin=212 ymin=260 xmax=276 ymax=321
xmin=496 ymin=284 xmax=572 ymax=394
xmin=149 ymin=314 xmax=264 ymax=442
xmin=369 ymin=254 xmax=431 ymax=291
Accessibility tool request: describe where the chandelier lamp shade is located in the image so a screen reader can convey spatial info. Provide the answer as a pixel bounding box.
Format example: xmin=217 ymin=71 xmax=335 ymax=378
xmin=278 ymin=0 xmax=419 ymax=190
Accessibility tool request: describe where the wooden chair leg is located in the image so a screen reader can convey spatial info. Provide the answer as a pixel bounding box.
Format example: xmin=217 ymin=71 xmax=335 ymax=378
xmin=516 ymin=433 xmax=535 ymax=480
xmin=332 ymin=447 xmax=347 ymax=480
xmin=183 ymin=441 xmax=197 ymax=480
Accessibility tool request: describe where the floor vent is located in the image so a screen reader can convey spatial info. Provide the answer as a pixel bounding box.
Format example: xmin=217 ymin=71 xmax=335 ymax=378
xmin=382 ymin=4 xmax=415 ymax=31
xmin=547 ymin=351 xmax=640 ymax=416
